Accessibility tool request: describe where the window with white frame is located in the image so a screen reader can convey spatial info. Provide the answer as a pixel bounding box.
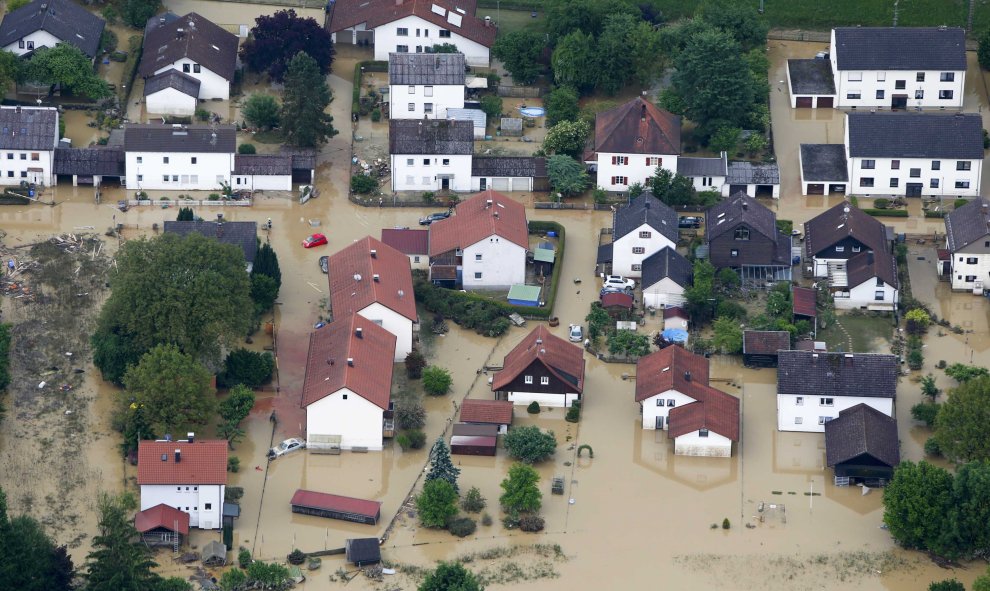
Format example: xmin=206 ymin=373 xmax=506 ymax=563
xmin=611 ymin=156 xmax=629 ymax=165
xmin=639 ymin=231 xmax=651 ymax=238
xmin=540 ymin=376 xmax=550 ymax=385
xmin=421 ymin=176 xmax=430 ymax=185
xmin=956 ymin=181 xmax=971 ymax=189
xmin=667 ymin=399 xmax=675 ymax=407
xmin=439 ymin=29 xmax=451 ymax=37
xmin=397 ymin=45 xmax=408 ymax=52
xmin=474 ymin=272 xmax=482 ymax=279
xmin=820 ymin=397 xmax=834 ymax=406
xmin=656 ymin=398 xmax=664 ymax=406
xmin=861 ymin=160 xmax=875 ymax=169
xmin=860 ymin=178 xmax=874 ymax=187
xmin=875 ymin=290 xmax=885 ymax=301
xmin=699 ymin=429 xmax=709 ymax=438
xmin=611 ymin=176 xmax=628 ymax=185
xmin=397 ymin=27 xmax=408 ymax=36
xmin=408 ymin=86 xmax=415 ymax=94
xmin=475 ymin=253 xmax=482 ymax=261
xmin=967 ymin=257 xmax=978 ymax=264
xmin=848 ymin=72 xmax=862 ymax=81
xmin=524 ymin=375 xmax=533 ymax=384
xmin=958 ymin=161 xmax=972 ymax=171
xmin=915 ymin=90 xmax=924 ymax=99
xmin=408 ymin=103 xmax=415 ymax=111
xmin=646 ymin=157 xmax=661 ymax=166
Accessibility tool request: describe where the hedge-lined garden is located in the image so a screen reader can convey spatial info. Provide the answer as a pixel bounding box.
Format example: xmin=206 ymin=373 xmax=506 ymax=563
xmin=352 ymin=60 xmax=388 ymax=118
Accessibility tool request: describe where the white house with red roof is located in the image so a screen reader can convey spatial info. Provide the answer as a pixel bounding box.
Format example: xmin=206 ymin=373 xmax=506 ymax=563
xmin=327 ymin=0 xmax=495 ymax=67
xmin=635 ymin=347 xmax=740 ymax=457
xmin=428 ymin=190 xmax=528 ymax=290
xmin=136 ymin=436 xmax=227 ymax=529
xmin=328 ymin=236 xmax=417 ymax=361
xmin=491 ymin=325 xmax=585 ymax=408
xmin=381 ymin=228 xmax=429 ymax=270
xmin=302 ymin=315 xmax=397 ymax=451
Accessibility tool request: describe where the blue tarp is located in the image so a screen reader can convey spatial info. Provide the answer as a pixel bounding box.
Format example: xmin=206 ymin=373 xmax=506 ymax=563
xmin=661 ymin=329 xmax=689 ymax=343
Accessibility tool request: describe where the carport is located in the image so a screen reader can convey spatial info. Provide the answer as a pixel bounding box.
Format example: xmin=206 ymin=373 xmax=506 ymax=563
xmin=799 ymin=144 xmax=848 ymax=196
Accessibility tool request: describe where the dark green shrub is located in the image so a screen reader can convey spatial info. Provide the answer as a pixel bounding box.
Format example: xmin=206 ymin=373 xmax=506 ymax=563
xmin=954 ymin=198 xmax=969 ymax=209
xmin=924 ymin=437 xmax=942 ymax=457
xmin=405 ymin=350 xmax=427 ymax=379
xmin=722 ymin=518 xmax=731 ymax=530
xmin=195 ymin=108 xmax=211 ymax=122
xmin=527 ymin=401 xmax=541 ymax=414
xmin=565 ymin=401 xmax=581 ymax=423
xmin=218 ymin=349 xmax=274 ymax=388
xmin=371 ymin=108 xmax=381 ymax=122
xmin=238 ymin=547 xmax=252 ymax=568
xmin=481 ymin=513 xmax=493 ymax=526
xmin=518 ymin=514 xmax=545 ymax=532
xmin=873 ymin=198 xmax=890 ymax=209
xmin=395 ymin=398 xmax=426 ymax=430
xmin=287 ymin=549 xmax=306 ymax=565
xmin=351 ymin=174 xmax=378 ymax=194
xmin=461 ymin=487 xmax=486 ymax=513
xmin=447 ymin=517 xmax=477 ymax=538
xmin=227 ymin=457 xmax=240 ymax=473
xmin=238 ymin=143 xmax=257 ymax=154
xmin=911 ymin=402 xmax=939 ymax=427
xmin=406 ymin=429 xmax=427 ymax=449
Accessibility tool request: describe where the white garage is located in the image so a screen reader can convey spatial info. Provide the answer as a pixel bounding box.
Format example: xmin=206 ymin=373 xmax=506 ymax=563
xmin=471 ymin=156 xmax=548 ymax=193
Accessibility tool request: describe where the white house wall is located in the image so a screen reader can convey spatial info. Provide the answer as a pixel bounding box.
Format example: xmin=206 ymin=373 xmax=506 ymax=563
xmin=125 ymin=151 xmax=234 ymax=191
xmin=673 ymin=430 xmax=732 ymax=457
xmin=643 ymin=277 xmax=686 ymax=309
xmin=406 ymin=253 xmax=429 ymax=270
xmin=389 ymin=83 xmax=464 ymax=119
xmin=640 ymin=389 xmax=698 ymax=430
xmin=359 ymin=301 xmax=413 ymax=361
xmin=3 ymin=30 xmax=61 ymax=57
xmin=139 ymin=483 xmax=224 ymax=529
xmin=231 ymin=173 xmax=292 ymax=192
xmin=846 ymin=155 xmax=981 ymax=198
xmin=461 ymin=237 xmax=525 ymax=290
xmin=720 ymin=182 xmax=781 ymax=198
xmin=146 ymin=87 xmax=198 ymax=116
xmin=306 ymin=388 xmax=384 ymax=450
xmin=390 ymin=153 xmax=472 ymax=192
xmin=371 ymin=15 xmax=491 ymax=67
xmin=611 ymin=223 xmax=677 ymax=279
xmin=507 ymin=390 xmax=577 ymax=408
xmin=834 ymin=278 xmax=898 ymax=310
xmin=597 ymin=152 xmax=677 ymax=192
xmin=0 ymin=148 xmax=55 ymax=186
xmin=154 ymin=60 xmax=230 ymax=100
xmin=777 ymin=393 xmax=893 ymax=432
xmin=688 ymin=174 xmax=725 ymax=193
xmin=949 ymin=244 xmax=990 ymax=291
xmin=470 ymin=176 xmax=533 ymax=192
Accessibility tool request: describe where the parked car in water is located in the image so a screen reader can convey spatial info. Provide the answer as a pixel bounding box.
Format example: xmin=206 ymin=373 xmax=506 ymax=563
xmin=268 ymin=438 xmax=306 ymax=459
xmin=678 ymin=216 xmax=702 ymax=229
xmin=569 ymin=324 xmax=584 ymax=342
xmin=419 ymin=212 xmax=451 ymax=225
xmin=319 ymin=256 xmax=328 ymax=274
xmin=302 ymin=233 xmax=328 ymax=248
xmin=602 ymin=275 xmax=636 ymax=289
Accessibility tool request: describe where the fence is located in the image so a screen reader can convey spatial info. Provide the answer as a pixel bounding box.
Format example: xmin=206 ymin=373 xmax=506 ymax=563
xmin=497 ymin=85 xmax=545 ymax=98
xmin=126 ymin=199 xmax=252 ymax=207
xmin=534 ymin=202 xmax=614 ymax=211
xmin=767 ymin=30 xmax=830 ymax=43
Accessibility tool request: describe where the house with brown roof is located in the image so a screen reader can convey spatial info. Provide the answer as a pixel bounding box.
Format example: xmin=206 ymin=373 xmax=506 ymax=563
xmin=459 ymin=399 xmax=513 ymax=432
xmin=139 ymin=13 xmax=239 ymax=114
xmin=302 ymin=315 xmax=397 ymax=451
xmin=585 ymin=97 xmax=681 ymax=192
xmin=742 ymin=330 xmax=791 ymax=368
xmin=705 ymin=193 xmax=793 ymax=284
xmin=635 ymin=346 xmax=740 ymax=457
xmin=327 ymin=236 xmax=417 ymax=361
xmin=137 ymin=436 xmax=228 ymax=530
xmin=381 ymin=228 xmax=429 ymax=270
xmin=428 ymin=190 xmax=529 ymax=290
xmin=804 ymin=201 xmax=899 ymax=310
xmin=135 ymin=503 xmax=190 ymax=547
xmin=327 ymin=0 xmax=495 ymax=67
xmin=491 ymin=325 xmax=585 ymax=408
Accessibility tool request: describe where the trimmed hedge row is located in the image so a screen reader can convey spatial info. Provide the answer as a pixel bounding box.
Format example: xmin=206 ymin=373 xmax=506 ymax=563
xmin=352 ymin=61 xmax=388 ymax=118
xmin=923 ymin=210 xmax=946 ymax=218
xmin=863 ymin=208 xmax=910 ymax=218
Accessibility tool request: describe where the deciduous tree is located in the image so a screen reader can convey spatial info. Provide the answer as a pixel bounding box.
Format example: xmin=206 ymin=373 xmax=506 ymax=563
xmin=541 ymin=119 xmax=591 ymax=158
xmin=944 ymin=363 xmax=989 ymax=383
xmin=217 ymin=384 xmax=255 ymax=448
xmin=280 ymin=52 xmax=337 ymax=147
xmin=503 ymin=425 xmax=557 ymax=464
xmin=241 ymin=10 xmax=334 ymax=81
xmin=480 ymin=95 xmax=502 ymax=120
xmin=422 ymin=366 xmax=453 ymax=396
xmin=711 ymin=317 xmax=743 ymax=354
xmin=935 ymin=377 xmax=990 ymax=463
xmin=607 ymin=329 xmax=651 ymax=357
xmin=219 ymin=349 xmax=274 ymax=389
xmin=647 ymin=167 xmax=698 ymax=207
xmin=416 ymin=479 xmax=458 ymax=528
xmin=123 ymin=344 xmax=217 ymax=436
xmin=551 ymin=31 xmax=596 ymax=93
xmin=492 ymin=30 xmax=543 ymax=85
xmin=980 ymin=29 xmax=990 ymax=71
xmin=544 ymin=0 xmax=637 ymax=41
xmin=121 ymin=0 xmax=160 ymax=28
xmin=547 ymin=155 xmax=589 ymax=198
xmin=544 ymin=86 xmax=579 ymax=127
xmin=500 ymin=462 xmax=542 ymax=513
xmin=242 ymin=94 xmax=280 ymax=130
xmin=882 ymin=461 xmax=954 ymax=551
xmin=418 ymin=562 xmax=482 ymax=591
xmin=0 ymin=50 xmax=21 ymax=96
xmin=698 ymin=0 xmax=769 ymax=51
xmin=26 ymin=44 xmax=112 ymax=99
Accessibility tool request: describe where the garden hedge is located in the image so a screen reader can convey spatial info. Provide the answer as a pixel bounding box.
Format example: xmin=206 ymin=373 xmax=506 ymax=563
xmin=862 ymin=208 xmax=909 ymax=218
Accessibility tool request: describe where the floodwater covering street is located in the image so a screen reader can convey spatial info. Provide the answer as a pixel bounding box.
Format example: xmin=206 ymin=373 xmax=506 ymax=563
xmin=2 ymin=32 xmax=990 ymax=591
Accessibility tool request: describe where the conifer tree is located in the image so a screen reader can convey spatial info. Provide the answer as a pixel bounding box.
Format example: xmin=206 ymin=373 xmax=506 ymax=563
xmin=425 ymin=438 xmax=460 ymax=493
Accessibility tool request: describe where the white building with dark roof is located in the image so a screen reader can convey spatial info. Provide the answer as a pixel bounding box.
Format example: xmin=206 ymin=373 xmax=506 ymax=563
xmin=724 ymin=161 xmax=781 ymax=198
xmin=0 ymin=106 xmax=58 ymax=186
xmin=799 ymin=144 xmax=848 ymax=195
xmin=604 ymin=192 xmax=679 ymax=279
xmin=676 ymin=153 xmax=726 ymax=193
xmin=231 ymin=154 xmax=292 ymax=191
xmin=470 ymin=156 xmax=546 ymax=192
xmin=389 ymin=119 xmax=473 ymax=192
xmin=388 ymin=52 xmax=465 ymax=119
xmin=124 ymin=123 xmax=236 ymax=191
xmin=944 ymin=197 xmax=990 ymax=292
xmin=0 ymin=0 xmax=105 ymax=58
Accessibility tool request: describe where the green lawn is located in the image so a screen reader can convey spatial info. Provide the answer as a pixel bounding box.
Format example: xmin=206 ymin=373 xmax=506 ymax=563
xmin=479 ymin=7 xmax=543 ymax=34
xmin=817 ymin=313 xmax=895 ymax=354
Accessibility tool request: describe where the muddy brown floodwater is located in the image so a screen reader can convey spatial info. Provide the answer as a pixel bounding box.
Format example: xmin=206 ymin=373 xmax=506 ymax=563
xmin=1 ymin=39 xmax=988 ymax=591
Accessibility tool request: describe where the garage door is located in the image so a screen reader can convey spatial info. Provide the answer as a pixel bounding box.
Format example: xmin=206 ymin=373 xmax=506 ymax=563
xmin=796 ymin=97 xmax=813 ymax=108
xmin=816 ymin=96 xmax=833 ymax=108
xmin=807 ymin=184 xmax=825 ymax=195
xmin=492 ymin=178 xmax=510 ymax=191
xmin=511 ymin=177 xmax=530 ymax=191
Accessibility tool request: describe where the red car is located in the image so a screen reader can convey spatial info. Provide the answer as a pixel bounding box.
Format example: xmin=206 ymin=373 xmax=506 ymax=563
xmin=302 ymin=233 xmax=328 ymax=248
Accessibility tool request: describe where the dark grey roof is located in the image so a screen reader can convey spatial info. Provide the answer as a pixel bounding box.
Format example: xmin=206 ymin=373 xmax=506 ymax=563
xmin=279 ymin=146 xmax=317 ymax=170
xmin=345 ymin=538 xmax=381 ymax=565
xmin=138 ymin=12 xmax=238 ymax=80
xmin=800 ymin=144 xmax=848 ymax=182
xmin=612 ymin=192 xmax=678 ymax=243
xmin=471 ymin=156 xmax=546 ymax=177
xmin=0 ymin=0 xmax=105 ymax=58
xmin=847 ymin=113 xmax=984 ymax=159
xmin=777 ymin=350 xmax=898 ymax=399
xmin=107 ymin=128 xmax=125 ymax=148
xmin=143 ymin=69 xmax=201 ymax=98
xmin=825 ymin=403 xmax=899 ymax=468
xmin=833 ymin=27 xmax=966 ymax=71
xmin=945 ymin=197 xmax=990 ymax=251
xmin=123 ymin=124 xmax=236 ymax=153
xmin=389 ymin=52 xmax=466 ymax=85
xmin=705 ymin=193 xmax=778 ymax=242
xmin=233 ymin=154 xmax=291 ymax=176
xmin=804 ymin=201 xmax=897 ymax=288
xmin=145 ymin=11 xmax=180 ymax=35
xmin=726 ymin=161 xmax=779 ymax=185
xmin=163 ymin=220 xmax=258 ymax=264
xmin=787 ymin=59 xmax=836 ymax=95
xmin=641 ymin=246 xmax=692 ymax=289
xmin=0 ymin=106 xmax=57 ymax=151
xmin=389 ymin=119 xmax=473 ymax=155
xmin=54 ymin=147 xmax=125 ymax=176
xmin=596 ymin=243 xmax=613 ymax=264
xmin=677 ymin=155 xmax=726 ymax=178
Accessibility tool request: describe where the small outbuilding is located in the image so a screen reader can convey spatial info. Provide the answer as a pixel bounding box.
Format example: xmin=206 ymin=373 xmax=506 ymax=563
xmin=345 ymin=538 xmax=381 ymax=566
xmin=825 ymin=403 xmax=900 ymax=486
xmin=451 ymin=423 xmax=498 ymax=456
xmin=500 ymin=117 xmax=522 ymax=137
xmin=799 ymin=144 xmax=848 ymax=196
xmin=600 ymin=291 xmax=634 ymax=316
xmin=742 ymin=330 xmax=791 ymax=367
xmin=507 ymin=284 xmax=542 ymax=307
xmin=786 ymin=58 xmax=836 ymax=109
xmin=290 ymin=489 xmax=382 ymax=525
xmin=792 ymin=286 xmax=818 ymax=336
xmin=202 ymin=540 xmax=227 ymax=566
xmin=459 ymin=399 xmax=513 ymax=433
xmin=134 ymin=503 xmax=189 ymax=547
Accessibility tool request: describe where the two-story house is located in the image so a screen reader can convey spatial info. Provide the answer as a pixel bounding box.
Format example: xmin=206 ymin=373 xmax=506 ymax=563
xmin=123 ymin=124 xmax=235 ymax=191
xmin=604 ymin=193 xmax=678 ymax=279
xmin=585 ymin=97 xmax=680 ymax=193
xmin=137 ymin=436 xmax=227 ymax=530
xmin=139 ymin=13 xmax=239 ymax=115
xmin=804 ymin=202 xmax=899 ymax=310
xmin=830 ymin=27 xmax=965 ymax=110
xmin=705 ymin=193 xmax=792 ymax=283
xmin=428 ymin=189 xmax=528 ymax=290
xmin=846 ymin=112 xmax=983 ymax=198
xmin=328 ymin=236 xmax=417 ymax=361
xmin=328 ymin=0 xmax=495 ymax=67
xmin=0 ymin=106 xmax=58 ymax=186
xmin=302 ymin=314 xmax=396 ymax=451
xmin=491 ymin=325 xmax=585 ymax=408
xmin=777 ymin=350 xmax=897 ymax=432
xmin=390 ymin=119 xmax=473 ymax=192
xmin=641 ymin=246 xmax=692 ymax=310
xmin=634 ymin=346 xmax=740 ymax=457
xmin=0 ymin=0 xmax=104 ymax=59
xmin=388 ymin=52 xmax=465 ymax=119
xmin=944 ymin=197 xmax=990 ymax=292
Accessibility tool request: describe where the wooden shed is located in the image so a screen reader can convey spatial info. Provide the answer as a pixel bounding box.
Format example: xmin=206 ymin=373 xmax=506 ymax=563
xmin=290 ymin=489 xmax=382 ymax=525
xmin=346 ymin=538 xmax=382 ymax=566
xmin=742 ymin=330 xmax=791 ymax=367
xmin=450 ymin=423 xmax=498 ymax=456
xmin=134 ymin=504 xmax=189 ymax=547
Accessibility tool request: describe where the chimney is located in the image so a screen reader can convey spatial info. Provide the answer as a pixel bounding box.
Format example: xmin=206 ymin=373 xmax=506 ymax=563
xmin=187 ymin=432 xmax=194 ymax=443
xmin=370 ymin=249 xmax=377 ymax=258
xmin=216 ymin=213 xmax=224 ymax=224
xmin=327 ymin=357 xmax=334 ymax=366
xmin=741 ymin=201 xmax=748 ymax=211
xmin=684 ymin=371 xmax=691 ymax=381
xmin=355 ymin=327 xmax=363 ymax=338
xmin=486 ymin=199 xmax=492 ymax=208
xmin=160 ymin=453 xmax=168 ymax=462
xmin=844 ymin=353 xmax=854 ymax=366
xmin=174 ymin=449 xmax=181 ymax=463
xmin=373 ymin=274 xmax=380 ymax=282
xmin=640 ymin=104 xmax=646 ymax=121
xmin=347 ymin=357 xmax=354 ymax=366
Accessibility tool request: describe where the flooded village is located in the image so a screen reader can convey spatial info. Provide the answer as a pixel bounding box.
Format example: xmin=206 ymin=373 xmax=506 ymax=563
xmin=1 ymin=1 xmax=990 ymax=590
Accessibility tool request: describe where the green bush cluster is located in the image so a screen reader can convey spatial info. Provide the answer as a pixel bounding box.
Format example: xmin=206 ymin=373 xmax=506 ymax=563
xmin=448 ymin=516 xmax=477 ymax=537
xmin=863 ymin=208 xmax=910 ymax=218
xmin=414 ymin=278 xmax=516 ymax=335
xmin=351 ymin=61 xmax=388 ymax=118
xmin=351 ymin=174 xmax=378 ymax=194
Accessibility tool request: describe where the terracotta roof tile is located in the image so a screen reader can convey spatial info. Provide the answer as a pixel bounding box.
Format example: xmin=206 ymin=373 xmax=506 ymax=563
xmin=328 ymin=0 xmax=495 ymax=48
xmin=328 ymin=236 xmax=416 ymax=322
xmin=635 ymin=346 xmax=710 ymax=402
xmin=667 ymin=386 xmax=740 ymax=441
xmin=742 ymin=330 xmax=790 ymax=355
xmin=301 ymin=315 xmax=396 ymax=409
xmin=429 ymin=190 xmax=528 ymax=256
xmin=381 ymin=228 xmax=429 ymax=255
xmin=663 ymin=306 xmax=688 ymax=319
xmin=459 ymin=399 xmax=513 ymax=424
xmin=492 ymin=325 xmax=585 ymax=393
xmin=290 ymin=489 xmax=382 ymax=519
xmin=135 ymin=503 xmax=190 ymax=535
xmin=592 ymin=97 xmax=680 ymax=155
xmin=792 ymin=286 xmax=817 ymax=317
xmin=601 ymin=292 xmax=634 ymax=308
xmin=137 ymin=440 xmax=228 ymax=485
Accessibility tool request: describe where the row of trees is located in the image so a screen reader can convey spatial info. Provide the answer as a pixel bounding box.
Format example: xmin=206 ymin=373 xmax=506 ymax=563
xmin=913 ymin=369 xmax=990 ymax=464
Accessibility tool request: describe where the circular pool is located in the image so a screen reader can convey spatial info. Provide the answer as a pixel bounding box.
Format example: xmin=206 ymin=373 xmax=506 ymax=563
xmin=518 ymin=106 xmax=546 ymax=117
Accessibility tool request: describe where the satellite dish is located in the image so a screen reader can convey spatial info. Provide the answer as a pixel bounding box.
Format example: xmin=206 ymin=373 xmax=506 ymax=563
xmin=353 ymin=273 xmax=362 ymax=281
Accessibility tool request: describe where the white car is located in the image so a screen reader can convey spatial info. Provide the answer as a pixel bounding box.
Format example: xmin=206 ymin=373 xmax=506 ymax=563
xmin=602 ymin=275 xmax=635 ymax=290
xmin=569 ymin=324 xmax=584 ymax=342
xmin=268 ymin=437 xmax=305 ymax=459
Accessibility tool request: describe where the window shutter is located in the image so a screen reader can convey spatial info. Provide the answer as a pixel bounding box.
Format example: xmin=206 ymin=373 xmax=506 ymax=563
xmin=611 ymin=156 xmax=617 ymax=165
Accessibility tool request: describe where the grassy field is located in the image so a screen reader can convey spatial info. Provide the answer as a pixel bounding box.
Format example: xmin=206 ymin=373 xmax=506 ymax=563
xmin=818 ymin=313 xmax=895 ymax=353
xmin=479 ymin=7 xmax=543 ymax=34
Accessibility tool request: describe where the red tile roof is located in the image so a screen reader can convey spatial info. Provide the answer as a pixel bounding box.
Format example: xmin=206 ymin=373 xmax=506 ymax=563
xmin=742 ymin=330 xmax=791 ymax=355
xmin=667 ymin=386 xmax=740 ymax=441
xmin=459 ymin=399 xmax=513 ymax=424
xmin=592 ymin=97 xmax=681 ymax=156
xmin=491 ymin=325 xmax=585 ymax=393
xmin=137 ymin=440 xmax=228 ymax=485
xmin=135 ymin=503 xmax=190 ymax=535
xmin=635 ymin=346 xmax=710 ymax=403
xmin=429 ymin=190 xmax=529 ymax=256
xmin=792 ymin=286 xmax=817 ymax=318
xmin=301 ymin=315 xmax=396 ymax=409
xmin=328 ymin=0 xmax=496 ymax=48
xmin=381 ymin=228 xmax=429 ymax=255
xmin=663 ymin=306 xmax=688 ymax=320
xmin=601 ymin=292 xmax=634 ymax=309
xmin=290 ymin=489 xmax=382 ymax=519
xmin=328 ymin=236 xmax=417 ymax=322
